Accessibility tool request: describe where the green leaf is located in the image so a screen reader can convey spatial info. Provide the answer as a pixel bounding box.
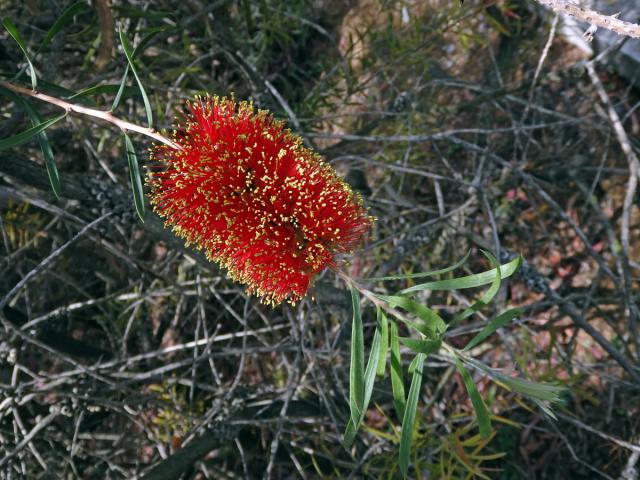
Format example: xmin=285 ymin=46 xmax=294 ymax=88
xmin=363 ymin=326 xmax=381 ymax=410
xmin=6 ymin=76 xmax=96 ymax=106
xmin=376 ymin=308 xmax=388 ymax=377
xmin=399 ymin=337 xmax=442 ymax=356
xmin=454 ymin=250 xmax=502 ymax=323
xmin=462 ymin=356 xmax=566 ymax=405
xmin=454 ymin=356 xmax=492 ymax=439
xmin=349 ymin=287 xmax=365 ymax=426
xmin=3 ymin=17 xmax=37 ymax=90
xmin=400 ymin=256 xmax=521 ymax=295
xmin=123 ymin=133 xmax=145 ymax=222
xmin=375 ymin=295 xmax=446 ymax=339
xmin=399 ymin=353 xmax=425 ymax=477
xmin=112 ymin=64 xmax=130 ymax=111
xmin=0 ymin=113 xmax=67 ymax=150
xmin=343 ymin=417 xmax=358 ymax=449
xmin=407 ymin=354 xmax=420 ymax=375
xmin=390 ymin=320 xmax=406 ymax=420
xmin=112 ymin=28 xmax=165 ymax=111
xmin=70 ymin=84 xmax=139 ymax=100
xmin=365 ymin=250 xmax=470 ymax=281
xmin=131 ymin=27 xmax=168 ymax=57
xmin=38 ymin=128 xmax=61 ymax=198
xmin=494 ymin=374 xmax=565 ymax=403
xmin=118 ymin=29 xmax=153 ymax=127
xmin=35 ymin=1 xmax=86 ymax=56
xmin=344 ymin=318 xmax=383 ymax=449
xmin=463 ymin=308 xmax=522 ymax=352
xmin=11 ymin=75 xmax=84 ymax=99
xmin=0 ymin=87 xmax=61 ymax=197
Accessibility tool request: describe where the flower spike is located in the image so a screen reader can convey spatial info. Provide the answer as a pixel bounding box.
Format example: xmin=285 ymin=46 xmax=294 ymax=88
xmin=147 ymin=96 xmax=373 ymax=305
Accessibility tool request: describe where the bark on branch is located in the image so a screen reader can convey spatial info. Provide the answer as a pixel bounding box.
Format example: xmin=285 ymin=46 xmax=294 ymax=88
xmin=534 ymin=0 xmax=640 ymax=39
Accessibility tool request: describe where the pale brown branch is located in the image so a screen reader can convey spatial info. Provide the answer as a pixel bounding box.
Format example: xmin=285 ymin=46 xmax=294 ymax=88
xmin=534 ymin=0 xmax=640 ymax=38
xmin=0 ymin=80 xmax=180 ymax=149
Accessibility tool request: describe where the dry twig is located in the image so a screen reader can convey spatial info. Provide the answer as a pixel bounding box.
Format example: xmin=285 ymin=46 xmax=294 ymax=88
xmin=533 ymin=0 xmax=640 ymax=38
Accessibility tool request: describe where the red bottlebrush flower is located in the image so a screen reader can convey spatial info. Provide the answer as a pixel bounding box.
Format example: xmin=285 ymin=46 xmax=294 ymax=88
xmin=147 ymin=96 xmax=373 ymax=305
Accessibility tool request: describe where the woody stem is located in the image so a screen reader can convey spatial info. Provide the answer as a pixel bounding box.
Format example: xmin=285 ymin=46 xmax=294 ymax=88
xmin=0 ymin=79 xmax=180 ymax=149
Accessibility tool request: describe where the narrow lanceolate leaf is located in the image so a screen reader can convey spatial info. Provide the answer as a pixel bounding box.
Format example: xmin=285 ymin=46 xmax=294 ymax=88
xmin=131 ymin=27 xmax=167 ymax=58
xmin=454 ymin=250 xmax=502 ymax=323
xmin=0 ymin=87 xmax=61 ymax=197
xmin=455 ymin=356 xmax=492 ymax=439
xmin=71 ymin=84 xmax=138 ymax=100
xmin=493 ymin=374 xmax=565 ymax=403
xmin=400 ymin=255 xmax=522 ymax=295
xmin=349 ymin=287 xmax=365 ymax=426
xmin=39 ymin=130 xmax=61 ymax=197
xmin=390 ymin=320 xmax=406 ymax=420
xmin=463 ymin=308 xmax=523 ymax=352
xmin=344 ymin=320 xmax=383 ymax=449
xmin=124 ymin=133 xmax=145 ymax=221
xmin=0 ymin=113 xmax=67 ymax=150
xmin=112 ymin=64 xmax=130 ymax=111
xmin=2 ymin=17 xmax=38 ymax=90
xmin=399 ymin=353 xmax=425 ymax=478
xmin=363 ymin=326 xmax=382 ymax=411
xmin=35 ymin=1 xmax=86 ymax=56
xmin=462 ymin=355 xmax=566 ymax=405
xmin=3 ymin=17 xmax=37 ymax=90
xmin=343 ymin=417 xmax=358 ymax=449
xmin=112 ymin=28 xmax=165 ymax=111
xmin=118 ymin=29 xmax=153 ymax=127
xmin=376 ymin=307 xmax=388 ymax=377
xmin=407 ymin=354 xmax=420 ymax=375
xmin=399 ymin=337 xmax=442 ymax=356
xmin=23 ymin=103 xmax=61 ymax=198
xmin=376 ymin=295 xmax=446 ymax=339
xmin=365 ymin=250 xmax=470 ymax=281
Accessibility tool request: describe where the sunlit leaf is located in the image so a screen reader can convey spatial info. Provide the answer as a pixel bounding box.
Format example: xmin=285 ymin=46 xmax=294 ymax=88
xmin=344 ymin=316 xmax=383 ymax=449
xmin=400 ymin=256 xmax=521 ymax=295
xmin=463 ymin=356 xmax=566 ymax=406
xmin=376 ymin=307 xmax=388 ymax=377
xmin=494 ymin=375 xmax=565 ymax=403
xmin=399 ymin=353 xmax=425 ymax=477
xmin=363 ymin=325 xmax=381 ymax=413
xmin=390 ymin=319 xmax=406 ymax=420
xmin=343 ymin=417 xmax=357 ymax=449
xmin=454 ymin=250 xmax=502 ymax=323
xmin=399 ymin=337 xmax=442 ymax=356
xmin=365 ymin=250 xmax=470 ymax=281
xmin=349 ymin=287 xmax=364 ymax=426
xmin=375 ymin=294 xmax=446 ymax=339
xmin=454 ymin=356 xmax=492 ymax=439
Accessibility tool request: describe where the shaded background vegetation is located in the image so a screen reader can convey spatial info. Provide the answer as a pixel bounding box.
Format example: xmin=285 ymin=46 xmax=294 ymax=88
xmin=1 ymin=0 xmax=639 ymax=478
